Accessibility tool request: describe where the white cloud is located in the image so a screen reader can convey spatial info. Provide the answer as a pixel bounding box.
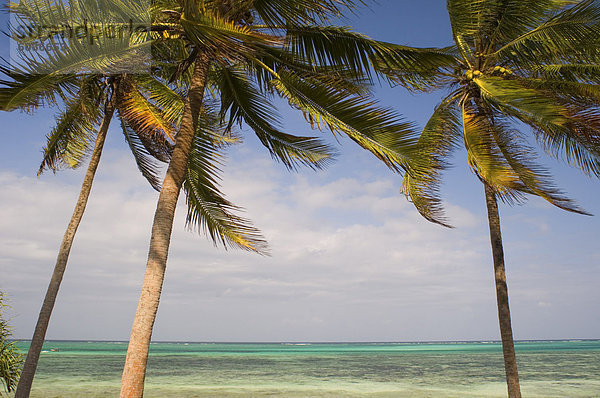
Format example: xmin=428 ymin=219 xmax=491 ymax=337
xmin=1 ymin=150 xmax=599 ymax=342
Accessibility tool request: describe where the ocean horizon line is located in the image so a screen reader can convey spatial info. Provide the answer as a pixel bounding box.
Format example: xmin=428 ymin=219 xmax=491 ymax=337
xmin=13 ymin=338 xmax=600 ymax=344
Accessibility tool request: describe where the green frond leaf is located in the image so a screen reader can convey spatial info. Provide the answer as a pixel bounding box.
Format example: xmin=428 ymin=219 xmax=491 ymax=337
xmin=216 ymin=65 xmax=336 ymax=170
xmin=252 ymin=0 xmax=359 ymax=26
xmin=402 ymin=96 xmax=462 ymax=227
xmin=461 ymin=98 xmax=525 ymax=199
xmin=489 ymin=113 xmax=588 ymax=214
xmin=473 ymin=75 xmax=566 ymax=125
xmin=115 ymin=76 xmax=174 ymax=162
xmin=479 ymin=0 xmax=575 ymax=52
xmin=0 ymin=66 xmax=78 ymax=111
xmin=490 ymin=0 xmax=600 ymax=67
xmin=38 ymin=78 xmax=104 ymax=174
xmin=0 ymin=292 xmax=23 ymax=394
xmin=184 ymin=128 xmax=268 ymax=254
xmin=518 ymin=76 xmax=600 ymax=103
xmin=446 ymin=0 xmax=482 ymax=61
xmin=473 ymin=76 xmax=600 ymax=177
xmin=283 ymin=25 xmax=379 ymax=80
xmin=180 ymin=11 xmax=280 ymax=57
xmin=533 ymin=63 xmax=600 ymax=85
xmin=283 ymin=25 xmax=456 ymax=88
xmin=369 ymin=43 xmax=458 ymax=92
xmin=134 ymin=75 xmax=186 ymax=125
xmin=272 ymin=70 xmax=417 ymax=172
xmin=531 ymin=110 xmax=600 ymax=178
xmin=120 ymin=118 xmax=165 ymax=191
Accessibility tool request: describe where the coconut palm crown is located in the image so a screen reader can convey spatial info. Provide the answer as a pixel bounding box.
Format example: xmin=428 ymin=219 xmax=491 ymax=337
xmin=403 ymin=0 xmax=600 ymax=222
xmin=385 ymin=1 xmax=600 ymax=397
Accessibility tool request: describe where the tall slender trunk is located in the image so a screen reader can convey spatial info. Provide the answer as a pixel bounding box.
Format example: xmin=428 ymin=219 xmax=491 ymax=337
xmin=484 ymin=183 xmax=522 ymax=398
xmin=15 ymin=96 xmax=116 ymax=398
xmin=120 ymin=52 xmax=210 ymax=398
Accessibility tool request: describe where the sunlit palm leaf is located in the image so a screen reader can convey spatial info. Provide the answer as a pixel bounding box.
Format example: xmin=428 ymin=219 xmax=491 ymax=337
xmin=216 ymin=65 xmax=335 ymax=170
xmin=446 ymin=0 xmax=483 ymax=60
xmin=473 ymin=75 xmax=600 ymax=177
xmin=473 ymin=75 xmax=566 ymax=125
xmin=490 ymin=113 xmax=587 ymax=213
xmin=0 ymin=67 xmax=78 ymax=111
xmin=252 ymin=0 xmax=358 ymax=26
xmin=134 ymin=75 xmax=186 ymax=125
xmin=272 ymin=70 xmax=417 ymax=172
xmin=184 ymin=123 xmax=268 ymax=254
xmin=490 ymin=0 xmax=600 ymax=67
xmin=481 ymin=0 xmax=578 ymax=52
xmin=461 ymin=98 xmax=524 ymax=199
xmin=533 ymin=63 xmax=600 ymax=84
xmin=115 ymin=76 xmax=175 ymax=162
xmin=402 ymin=96 xmax=462 ymax=227
xmin=180 ymin=10 xmax=280 ymax=58
xmin=120 ymin=119 xmax=165 ymax=191
xmin=38 ymin=78 xmax=104 ymax=174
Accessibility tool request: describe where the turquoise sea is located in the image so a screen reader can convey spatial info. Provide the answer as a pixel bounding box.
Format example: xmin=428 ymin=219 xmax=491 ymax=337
xmin=13 ymin=340 xmax=600 ymax=397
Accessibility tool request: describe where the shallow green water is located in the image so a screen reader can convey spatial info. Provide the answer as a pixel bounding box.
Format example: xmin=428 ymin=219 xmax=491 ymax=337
xmin=13 ymin=340 xmax=600 ymax=397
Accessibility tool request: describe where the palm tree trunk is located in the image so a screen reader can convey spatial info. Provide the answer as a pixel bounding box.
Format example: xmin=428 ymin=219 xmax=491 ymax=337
xmin=15 ymin=96 xmax=116 ymax=398
xmin=484 ymin=183 xmax=522 ymax=398
xmin=119 ymin=52 xmax=210 ymax=398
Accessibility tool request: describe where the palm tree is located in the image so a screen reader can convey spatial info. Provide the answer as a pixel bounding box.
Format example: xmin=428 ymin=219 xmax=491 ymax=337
xmin=1 ymin=71 xmax=186 ymax=397
xmin=1 ymin=3 xmax=193 ymax=394
xmin=383 ymin=1 xmax=600 ymax=397
xmin=119 ymin=0 xmax=458 ymax=395
xmin=3 ymin=62 xmax=255 ymax=397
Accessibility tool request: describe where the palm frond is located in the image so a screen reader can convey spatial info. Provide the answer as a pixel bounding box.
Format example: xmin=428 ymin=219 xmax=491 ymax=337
xmin=531 ymin=108 xmax=600 ymax=178
xmin=282 ymin=25 xmax=456 ymax=86
xmin=446 ymin=0 xmax=482 ymax=60
xmin=480 ymin=0 xmax=575 ymax=52
xmin=184 ymin=125 xmax=268 ymax=254
xmin=283 ymin=25 xmax=379 ymax=80
xmin=0 ymin=66 xmax=78 ymax=111
xmin=402 ymin=96 xmax=462 ymax=227
xmin=0 ymin=296 xmax=22 ymax=395
xmin=115 ymin=76 xmax=174 ymax=162
xmin=517 ymin=76 xmax=600 ymax=103
xmin=252 ymin=0 xmax=360 ymax=26
xmin=180 ymin=10 xmax=280 ymax=58
xmin=489 ymin=113 xmax=588 ymax=214
xmin=473 ymin=75 xmax=600 ymax=177
xmin=10 ymin=32 xmax=153 ymax=77
xmin=533 ymin=63 xmax=600 ymax=85
xmin=474 ymin=75 xmax=565 ymax=126
xmin=134 ymin=75 xmax=186 ymax=125
xmin=461 ymin=98 xmax=525 ymax=200
xmin=10 ymin=0 xmax=150 ymax=34
xmin=490 ymin=0 xmax=600 ymax=67
xmin=120 ymin=118 xmax=165 ymax=191
xmin=370 ymin=43 xmax=458 ymax=92
xmin=246 ymin=44 xmax=372 ymax=96
xmin=216 ymin=65 xmax=336 ymax=170
xmin=271 ymin=70 xmax=417 ymax=172
xmin=38 ymin=78 xmax=104 ymax=174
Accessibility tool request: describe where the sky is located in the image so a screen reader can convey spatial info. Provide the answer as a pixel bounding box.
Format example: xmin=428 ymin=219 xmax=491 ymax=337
xmin=0 ymin=0 xmax=599 ymax=342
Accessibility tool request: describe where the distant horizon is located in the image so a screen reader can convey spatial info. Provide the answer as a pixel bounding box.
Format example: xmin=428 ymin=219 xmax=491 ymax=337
xmin=13 ymin=338 xmax=600 ymax=344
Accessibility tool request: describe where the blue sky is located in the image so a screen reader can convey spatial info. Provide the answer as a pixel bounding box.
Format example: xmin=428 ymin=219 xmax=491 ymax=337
xmin=1 ymin=0 xmax=599 ymax=342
